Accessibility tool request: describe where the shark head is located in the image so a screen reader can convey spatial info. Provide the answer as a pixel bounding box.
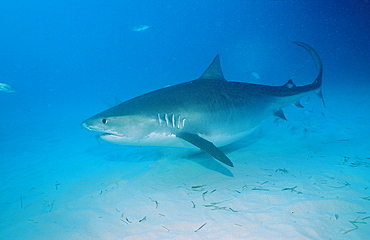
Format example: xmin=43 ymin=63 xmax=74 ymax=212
xmin=82 ymin=105 xmax=181 ymax=146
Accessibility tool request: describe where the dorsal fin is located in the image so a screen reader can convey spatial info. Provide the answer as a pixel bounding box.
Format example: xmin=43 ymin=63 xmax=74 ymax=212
xmin=198 ymin=55 xmax=226 ymax=80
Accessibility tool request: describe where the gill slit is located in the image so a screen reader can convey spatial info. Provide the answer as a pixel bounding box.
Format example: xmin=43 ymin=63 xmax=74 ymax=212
xmin=157 ymin=113 xmax=186 ymax=129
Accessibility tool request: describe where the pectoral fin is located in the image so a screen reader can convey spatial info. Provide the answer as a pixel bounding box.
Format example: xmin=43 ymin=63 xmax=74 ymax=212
xmin=177 ymin=132 xmax=234 ymax=167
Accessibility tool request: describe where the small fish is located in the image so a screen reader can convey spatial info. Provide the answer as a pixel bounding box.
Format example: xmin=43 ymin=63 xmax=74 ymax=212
xmin=250 ymin=71 xmax=260 ymax=79
xmin=0 ymin=83 xmax=16 ymax=93
xmin=194 ymin=222 xmax=207 ymax=232
xmin=131 ymin=25 xmax=150 ymax=32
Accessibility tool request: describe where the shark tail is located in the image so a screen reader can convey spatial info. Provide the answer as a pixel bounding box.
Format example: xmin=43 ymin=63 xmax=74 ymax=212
xmin=293 ymin=41 xmax=326 ymax=107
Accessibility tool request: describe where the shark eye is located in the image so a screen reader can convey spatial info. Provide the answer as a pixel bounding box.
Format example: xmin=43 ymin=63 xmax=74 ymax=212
xmin=102 ymin=119 xmax=108 ymax=124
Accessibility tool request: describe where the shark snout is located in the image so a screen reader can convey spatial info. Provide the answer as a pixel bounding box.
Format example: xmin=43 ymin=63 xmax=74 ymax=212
xmin=81 ymin=118 xmax=109 ymax=133
xmin=81 ymin=121 xmax=91 ymax=130
xmin=82 ymin=119 xmax=98 ymax=131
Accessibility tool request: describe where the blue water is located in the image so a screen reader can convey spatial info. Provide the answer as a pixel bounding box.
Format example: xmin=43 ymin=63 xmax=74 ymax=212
xmin=1 ymin=1 xmax=370 ymax=239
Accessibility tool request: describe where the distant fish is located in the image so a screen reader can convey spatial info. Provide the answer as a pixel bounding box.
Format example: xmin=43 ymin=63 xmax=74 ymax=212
xmin=250 ymin=71 xmax=260 ymax=79
xmin=0 ymin=83 xmax=16 ymax=93
xmin=131 ymin=25 xmax=150 ymax=32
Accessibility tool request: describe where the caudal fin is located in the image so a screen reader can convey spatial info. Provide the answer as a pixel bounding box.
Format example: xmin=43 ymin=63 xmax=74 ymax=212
xmin=293 ymin=42 xmax=326 ymax=107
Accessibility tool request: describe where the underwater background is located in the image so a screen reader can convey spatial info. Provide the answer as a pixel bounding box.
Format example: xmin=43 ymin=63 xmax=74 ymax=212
xmin=1 ymin=1 xmax=370 ymax=239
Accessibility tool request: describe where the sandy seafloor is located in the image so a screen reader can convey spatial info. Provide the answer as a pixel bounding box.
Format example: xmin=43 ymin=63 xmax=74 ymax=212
xmin=1 ymin=80 xmax=370 ymax=240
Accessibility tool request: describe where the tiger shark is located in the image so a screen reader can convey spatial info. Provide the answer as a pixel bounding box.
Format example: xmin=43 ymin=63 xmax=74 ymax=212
xmin=82 ymin=42 xmax=324 ymax=167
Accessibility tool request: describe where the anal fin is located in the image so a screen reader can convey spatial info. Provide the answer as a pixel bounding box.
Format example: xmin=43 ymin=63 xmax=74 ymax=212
xmin=293 ymin=100 xmax=304 ymax=108
xmin=176 ymin=132 xmax=234 ymax=167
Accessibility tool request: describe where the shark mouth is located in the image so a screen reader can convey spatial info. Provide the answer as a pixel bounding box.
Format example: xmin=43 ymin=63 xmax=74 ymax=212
xmin=100 ymin=133 xmax=128 ymax=143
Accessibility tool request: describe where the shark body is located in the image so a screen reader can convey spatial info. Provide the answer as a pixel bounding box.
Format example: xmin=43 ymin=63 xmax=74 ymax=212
xmin=82 ymin=42 xmax=324 ymax=167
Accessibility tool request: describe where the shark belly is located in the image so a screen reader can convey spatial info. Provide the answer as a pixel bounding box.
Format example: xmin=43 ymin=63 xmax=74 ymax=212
xmin=100 ymin=105 xmax=268 ymax=148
